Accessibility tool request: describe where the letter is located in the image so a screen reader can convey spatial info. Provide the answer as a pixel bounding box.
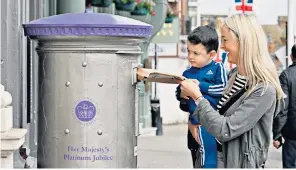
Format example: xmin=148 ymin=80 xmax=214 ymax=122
xmin=64 ymin=154 xmax=68 ymax=160
xmin=105 ymin=147 xmax=110 ymax=153
xmin=81 ymin=147 xmax=87 ymax=152
xmin=92 ymin=147 xmax=96 ymax=153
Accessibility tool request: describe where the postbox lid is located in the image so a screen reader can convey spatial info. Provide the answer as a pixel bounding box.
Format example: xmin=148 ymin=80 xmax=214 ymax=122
xmin=23 ymin=13 xmax=153 ymax=38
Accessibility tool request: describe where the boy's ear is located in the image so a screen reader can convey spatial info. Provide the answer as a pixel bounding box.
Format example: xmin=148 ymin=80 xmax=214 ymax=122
xmin=209 ymin=50 xmax=217 ymax=60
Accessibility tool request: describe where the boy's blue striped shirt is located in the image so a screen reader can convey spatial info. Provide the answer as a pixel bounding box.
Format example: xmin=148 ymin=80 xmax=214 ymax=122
xmin=177 ymin=60 xmax=227 ymax=124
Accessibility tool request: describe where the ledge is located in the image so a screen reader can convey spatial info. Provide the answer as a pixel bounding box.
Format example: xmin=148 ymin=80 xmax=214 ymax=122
xmin=139 ymin=127 xmax=157 ymax=136
xmin=1 ymin=128 xmax=27 ymax=157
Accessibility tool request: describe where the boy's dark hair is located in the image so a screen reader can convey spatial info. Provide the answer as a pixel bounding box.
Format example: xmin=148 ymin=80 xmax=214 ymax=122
xmin=187 ymin=25 xmax=219 ymax=53
xmin=291 ymin=44 xmax=296 ymax=62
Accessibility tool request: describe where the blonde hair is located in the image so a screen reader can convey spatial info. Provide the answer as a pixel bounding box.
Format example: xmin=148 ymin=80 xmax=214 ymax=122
xmin=224 ymin=14 xmax=284 ymax=99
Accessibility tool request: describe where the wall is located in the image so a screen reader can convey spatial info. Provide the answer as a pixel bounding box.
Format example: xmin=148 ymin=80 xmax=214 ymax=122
xmin=199 ymin=0 xmax=288 ymax=25
xmin=1 ymin=0 xmax=28 ymax=131
xmin=0 ymin=0 xmax=44 ymax=166
xmin=150 ymin=57 xmax=189 ymax=124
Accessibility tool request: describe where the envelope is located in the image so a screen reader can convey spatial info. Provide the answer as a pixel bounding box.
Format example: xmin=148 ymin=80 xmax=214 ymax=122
xmin=137 ymin=68 xmax=186 ymax=84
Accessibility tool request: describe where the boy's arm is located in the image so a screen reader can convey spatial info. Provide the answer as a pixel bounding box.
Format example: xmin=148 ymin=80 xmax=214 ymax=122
xmin=176 ymin=71 xmax=189 ymax=112
xmin=189 ymin=114 xmax=200 ymax=124
xmin=199 ymin=63 xmax=227 ymax=97
xmin=176 ymin=70 xmax=200 ymax=124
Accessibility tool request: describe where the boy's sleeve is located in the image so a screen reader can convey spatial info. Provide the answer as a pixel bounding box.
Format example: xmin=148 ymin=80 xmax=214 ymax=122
xmin=199 ymin=63 xmax=227 ymax=97
xmin=176 ymin=71 xmax=189 ymax=112
xmin=189 ymin=114 xmax=200 ymax=124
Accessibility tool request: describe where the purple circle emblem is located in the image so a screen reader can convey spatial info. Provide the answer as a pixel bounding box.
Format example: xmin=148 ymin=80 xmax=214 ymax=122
xmin=75 ymin=100 xmax=96 ymax=122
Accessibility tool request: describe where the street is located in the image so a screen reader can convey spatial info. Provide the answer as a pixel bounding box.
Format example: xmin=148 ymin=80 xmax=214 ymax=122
xmin=138 ymin=124 xmax=282 ymax=168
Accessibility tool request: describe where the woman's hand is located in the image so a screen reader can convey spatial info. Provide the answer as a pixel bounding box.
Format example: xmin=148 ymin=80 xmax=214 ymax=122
xmin=180 ymin=79 xmax=202 ymax=100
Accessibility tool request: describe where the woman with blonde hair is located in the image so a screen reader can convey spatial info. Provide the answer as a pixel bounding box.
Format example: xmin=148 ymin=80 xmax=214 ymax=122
xmin=179 ymin=14 xmax=285 ymax=168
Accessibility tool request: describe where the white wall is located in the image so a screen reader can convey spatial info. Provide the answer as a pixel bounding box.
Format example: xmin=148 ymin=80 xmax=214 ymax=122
xmin=151 ymin=58 xmax=189 ymax=125
xmin=255 ymin=0 xmax=288 ymax=24
xmin=199 ymin=0 xmax=288 ymax=25
xmin=199 ymin=0 xmax=232 ymax=16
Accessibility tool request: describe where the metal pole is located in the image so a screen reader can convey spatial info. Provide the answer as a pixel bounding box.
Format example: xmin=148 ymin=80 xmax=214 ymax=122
xmin=154 ymin=43 xmax=157 ymax=99
xmin=0 ymin=0 xmax=2 ymax=82
xmin=27 ymin=37 xmax=31 ymax=124
xmin=196 ymin=3 xmax=201 ymax=27
xmin=43 ymin=0 xmax=50 ymax=17
xmin=286 ymin=20 xmax=288 ymax=68
xmin=287 ymin=0 xmax=295 ymax=67
xmin=49 ymin=0 xmax=57 ymax=16
xmin=196 ymin=0 xmax=206 ymax=27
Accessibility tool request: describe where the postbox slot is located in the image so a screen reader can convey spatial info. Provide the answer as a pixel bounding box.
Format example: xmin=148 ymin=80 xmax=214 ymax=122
xmin=132 ymin=64 xmax=143 ymax=85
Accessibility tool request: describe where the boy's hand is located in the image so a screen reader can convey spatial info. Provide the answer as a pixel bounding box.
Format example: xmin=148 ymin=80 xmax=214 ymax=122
xmin=273 ymin=137 xmax=283 ymax=149
xmin=188 ymin=121 xmax=201 ymax=145
xmin=273 ymin=140 xmax=281 ymax=149
xmin=180 ymin=90 xmax=190 ymax=100
xmin=176 ymin=85 xmax=189 ymax=100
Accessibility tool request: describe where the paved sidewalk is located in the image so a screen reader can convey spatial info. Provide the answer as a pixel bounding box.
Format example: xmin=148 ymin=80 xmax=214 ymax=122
xmin=138 ymin=124 xmax=282 ymax=168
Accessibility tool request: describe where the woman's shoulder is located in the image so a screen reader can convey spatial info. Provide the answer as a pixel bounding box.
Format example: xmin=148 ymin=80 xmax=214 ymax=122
xmin=251 ymin=83 xmax=276 ymax=97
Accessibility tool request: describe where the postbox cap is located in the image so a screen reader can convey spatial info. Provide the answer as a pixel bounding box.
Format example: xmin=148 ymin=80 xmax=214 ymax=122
xmin=23 ymin=13 xmax=153 ymax=38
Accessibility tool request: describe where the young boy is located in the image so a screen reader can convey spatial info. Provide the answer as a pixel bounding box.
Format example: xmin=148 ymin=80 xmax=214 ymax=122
xmin=176 ymin=25 xmax=227 ymax=168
